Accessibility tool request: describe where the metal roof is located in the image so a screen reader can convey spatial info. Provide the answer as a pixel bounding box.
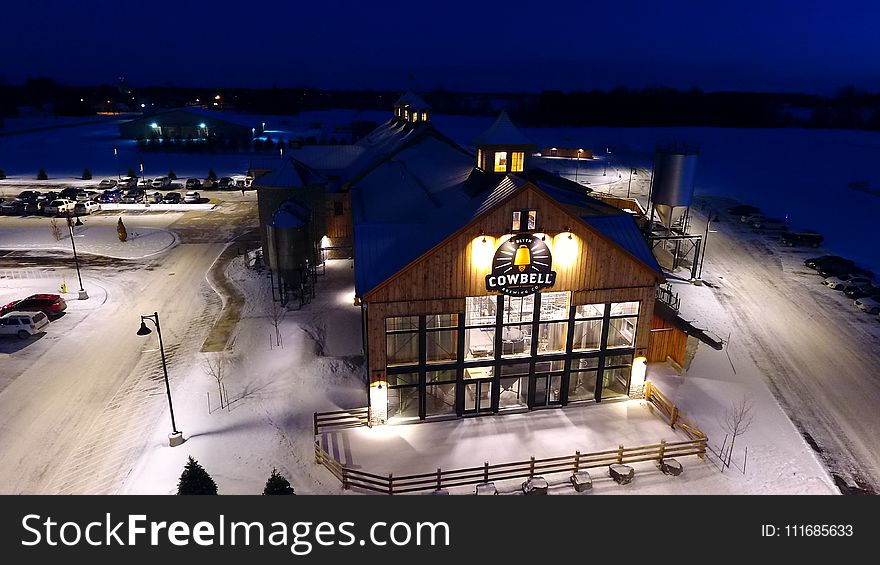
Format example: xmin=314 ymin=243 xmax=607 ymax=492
xmin=253 ymin=158 xmax=325 ymax=189
xmin=473 ymin=111 xmax=534 ymax=147
xmin=395 ymin=90 xmax=431 ymax=110
xmin=580 ymin=214 xmax=663 ymax=276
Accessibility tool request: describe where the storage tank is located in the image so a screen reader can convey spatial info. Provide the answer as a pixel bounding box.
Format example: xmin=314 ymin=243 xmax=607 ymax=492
xmin=651 ymin=148 xmax=698 ymax=228
xmin=265 ymin=200 xmax=311 ymax=284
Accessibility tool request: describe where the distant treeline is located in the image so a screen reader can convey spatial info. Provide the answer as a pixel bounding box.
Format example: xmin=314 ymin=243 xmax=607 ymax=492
xmin=2 ymin=78 xmax=880 ymax=131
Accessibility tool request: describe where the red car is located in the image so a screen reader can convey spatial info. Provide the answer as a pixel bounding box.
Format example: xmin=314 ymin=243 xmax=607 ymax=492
xmin=0 ymin=294 xmax=67 ymax=318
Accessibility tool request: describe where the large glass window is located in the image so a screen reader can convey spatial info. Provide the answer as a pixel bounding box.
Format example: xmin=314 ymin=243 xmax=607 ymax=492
xmin=503 ymin=295 xmax=534 ymax=324
xmin=501 ymin=324 xmax=531 ymax=357
xmin=569 ymin=370 xmax=597 ymax=402
xmin=540 ymin=292 xmax=570 ymax=321
xmin=387 ymin=386 xmax=419 ymax=420
xmin=494 ymin=151 xmax=508 ymax=172
xmin=466 ymin=296 xmax=497 ymax=326
xmin=601 ymin=353 xmax=632 ymax=399
xmin=537 ymin=322 xmax=567 ymax=354
xmin=426 ymin=328 xmax=457 ymax=364
xmin=466 ymin=296 xmax=497 ymax=361
xmin=425 ymin=383 xmax=456 ymax=417
xmin=499 ymin=363 xmax=529 ymax=410
xmin=465 ymin=327 xmax=495 ymax=360
xmin=386 ymin=331 xmax=418 ymax=366
xmin=607 ymin=317 xmax=636 ymax=348
xmin=572 ymin=303 xmax=604 ymax=352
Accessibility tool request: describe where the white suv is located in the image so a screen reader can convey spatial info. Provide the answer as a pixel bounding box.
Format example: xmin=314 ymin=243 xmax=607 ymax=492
xmin=0 ymin=311 xmax=49 ymax=339
xmin=44 ymin=199 xmax=76 ymax=216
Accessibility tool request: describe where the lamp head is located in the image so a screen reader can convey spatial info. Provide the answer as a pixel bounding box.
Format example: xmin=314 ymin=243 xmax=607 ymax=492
xmin=136 ymin=321 xmax=152 ymax=336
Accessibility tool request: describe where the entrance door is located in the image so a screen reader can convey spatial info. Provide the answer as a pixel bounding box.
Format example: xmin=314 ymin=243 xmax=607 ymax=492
xmin=531 ymin=373 xmax=563 ymax=408
xmin=463 ymin=379 xmax=494 ymax=414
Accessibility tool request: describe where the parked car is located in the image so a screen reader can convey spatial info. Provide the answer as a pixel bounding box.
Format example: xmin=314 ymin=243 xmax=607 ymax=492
xmin=23 ymin=200 xmax=45 ymax=214
xmin=98 ymin=179 xmax=118 ymax=189
xmin=740 ymin=213 xmax=764 ymax=224
xmin=36 ymin=191 xmax=58 ymax=204
xmin=839 ymin=279 xmax=876 ymax=296
xmin=232 ymin=175 xmax=252 ymax=188
xmin=162 ymin=192 xmax=182 ymax=204
xmin=144 ymin=191 xmax=162 ymax=203
xmin=121 ymin=189 xmax=145 ymax=203
xmin=118 ymin=176 xmax=138 ymax=188
xmin=98 ymin=189 xmax=123 ymax=203
xmin=151 ymin=177 xmax=171 ymax=188
xmin=74 ymin=200 xmax=101 ymax=215
xmin=185 ymin=178 xmax=201 ymax=190
xmin=0 ymin=311 xmax=49 ymax=339
xmin=202 ymin=178 xmax=217 ymax=189
xmin=854 ymin=297 xmax=880 ymax=315
xmin=823 ymin=275 xmax=872 ymax=290
xmin=59 ymin=187 xmax=82 ymax=200
xmin=727 ymin=204 xmax=760 ymax=216
xmin=844 ymin=282 xmax=880 ymax=299
xmin=44 ymin=199 xmax=77 ymax=216
xmin=184 ymin=191 xmax=201 ymax=203
xmin=751 ymin=217 xmax=788 ymax=232
xmin=217 ymin=177 xmax=234 ymax=189
xmin=780 ymin=232 xmax=823 ymax=247
xmin=0 ymin=200 xmax=24 ymax=215
xmin=76 ymin=190 xmax=99 ymax=202
xmin=0 ymin=294 xmax=67 ymax=318
xmin=15 ymin=190 xmax=41 ymax=202
xmin=818 ymin=263 xmax=873 ymax=279
xmin=805 ymin=255 xmax=853 ymax=270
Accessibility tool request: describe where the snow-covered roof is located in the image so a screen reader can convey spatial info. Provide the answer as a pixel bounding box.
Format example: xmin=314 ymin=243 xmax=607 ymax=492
xmin=395 ymin=90 xmax=431 ymax=110
xmin=288 ymin=145 xmax=366 ymax=172
xmin=253 ymin=158 xmax=325 ymax=189
xmin=473 ymin=111 xmax=534 ymax=147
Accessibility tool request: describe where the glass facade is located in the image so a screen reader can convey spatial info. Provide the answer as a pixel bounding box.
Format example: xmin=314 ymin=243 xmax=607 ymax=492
xmin=383 ymin=293 xmax=640 ymax=420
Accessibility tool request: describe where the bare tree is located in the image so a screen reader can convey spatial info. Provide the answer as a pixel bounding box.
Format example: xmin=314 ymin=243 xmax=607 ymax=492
xmin=202 ymin=351 xmax=229 ymax=409
xmin=268 ymin=298 xmax=284 ymax=349
xmin=719 ymin=396 xmax=755 ymax=470
xmin=50 ymin=217 xmax=62 ymax=241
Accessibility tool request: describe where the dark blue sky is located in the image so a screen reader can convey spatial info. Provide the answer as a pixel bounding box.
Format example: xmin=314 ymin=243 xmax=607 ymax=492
xmin=4 ymin=0 xmax=879 ymax=93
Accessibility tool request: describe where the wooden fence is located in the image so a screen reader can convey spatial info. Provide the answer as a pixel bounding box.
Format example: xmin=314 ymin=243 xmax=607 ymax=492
xmin=313 ymin=407 xmax=370 ymax=436
xmin=644 ymin=380 xmax=706 ymax=441
xmin=314 ymin=436 xmax=706 ymax=495
xmin=313 ymin=384 xmax=707 ymax=494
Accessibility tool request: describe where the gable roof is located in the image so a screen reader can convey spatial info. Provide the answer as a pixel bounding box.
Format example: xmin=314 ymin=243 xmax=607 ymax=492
xmin=355 ymin=171 xmax=664 ymax=298
xmin=473 ymin=111 xmax=534 ymax=147
xmin=252 ymin=157 xmax=325 ymax=188
xmin=395 ymin=90 xmax=431 ymax=109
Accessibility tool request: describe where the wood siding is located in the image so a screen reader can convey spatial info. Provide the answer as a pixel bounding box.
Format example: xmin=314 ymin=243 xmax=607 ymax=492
xmin=647 ymin=312 xmax=688 ymax=366
xmin=326 ymin=192 xmax=353 ymax=239
xmin=364 ymin=185 xmax=661 ymax=375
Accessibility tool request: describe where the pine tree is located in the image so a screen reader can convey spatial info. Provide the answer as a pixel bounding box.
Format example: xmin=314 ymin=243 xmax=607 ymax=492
xmin=207 ymin=168 xmax=217 ymax=180
xmin=167 ymin=169 xmax=177 ymax=180
xmin=82 ymin=168 xmax=92 ymax=180
xmin=127 ymin=167 xmax=137 ymax=178
xmin=0 ymin=169 xmax=6 ymax=180
xmin=262 ymin=467 xmax=295 ymax=495
xmin=177 ymin=456 xmax=218 ymax=495
xmin=37 ymin=168 xmax=48 ymax=180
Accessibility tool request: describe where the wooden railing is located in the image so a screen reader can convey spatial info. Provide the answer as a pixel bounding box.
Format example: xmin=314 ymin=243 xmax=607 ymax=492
xmin=314 ymin=384 xmax=708 ymax=494
xmin=314 ymin=436 xmax=707 ymax=495
xmin=313 ymin=407 xmax=370 ymax=436
xmin=644 ymin=381 xmax=707 ymax=441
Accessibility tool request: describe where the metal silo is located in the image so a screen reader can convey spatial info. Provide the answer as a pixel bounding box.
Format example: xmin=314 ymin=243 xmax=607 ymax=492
xmin=650 ymin=147 xmax=698 ymax=228
xmin=266 ymin=200 xmax=312 ymax=287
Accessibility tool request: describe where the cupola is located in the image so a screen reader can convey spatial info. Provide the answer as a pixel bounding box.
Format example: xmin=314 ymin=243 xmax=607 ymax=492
xmin=393 ymin=90 xmax=431 ymax=124
xmin=473 ymin=111 xmax=535 ymax=174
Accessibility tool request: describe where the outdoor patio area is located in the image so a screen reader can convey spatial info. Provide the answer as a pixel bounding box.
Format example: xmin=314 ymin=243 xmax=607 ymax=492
xmin=316 ymin=396 xmax=714 ymax=494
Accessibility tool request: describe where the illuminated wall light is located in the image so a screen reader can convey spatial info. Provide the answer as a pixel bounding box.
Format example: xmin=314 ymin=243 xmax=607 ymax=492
xmin=369 ymin=380 xmax=388 ymax=426
xmin=150 ymin=123 xmax=158 ymax=128
xmin=631 ymin=356 xmax=648 ymax=386
xmin=552 ymin=231 xmax=579 ymax=268
xmin=471 ymin=235 xmax=496 ymax=271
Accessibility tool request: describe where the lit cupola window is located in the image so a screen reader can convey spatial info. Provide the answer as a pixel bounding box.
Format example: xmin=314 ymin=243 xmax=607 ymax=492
xmin=472 ymin=111 xmax=535 ymax=175
xmin=393 ymin=90 xmax=431 ymax=124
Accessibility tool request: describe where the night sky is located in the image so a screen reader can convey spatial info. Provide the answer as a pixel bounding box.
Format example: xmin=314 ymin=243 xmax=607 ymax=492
xmin=4 ymin=0 xmax=879 ymax=93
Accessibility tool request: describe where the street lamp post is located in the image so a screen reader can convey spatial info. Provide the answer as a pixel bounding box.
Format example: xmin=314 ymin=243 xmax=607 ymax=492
xmin=113 ymin=146 xmax=120 ymax=182
xmin=65 ymin=214 xmax=89 ymax=300
xmin=137 ymin=312 xmax=184 ymax=447
xmin=696 ymin=211 xmax=718 ymax=280
xmin=627 ymin=167 xmax=637 ymax=198
xmin=575 ymin=148 xmax=583 ymax=184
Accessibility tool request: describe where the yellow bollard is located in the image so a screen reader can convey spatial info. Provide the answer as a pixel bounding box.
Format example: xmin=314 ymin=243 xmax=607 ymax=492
xmin=60 ymin=280 xmax=68 ymax=294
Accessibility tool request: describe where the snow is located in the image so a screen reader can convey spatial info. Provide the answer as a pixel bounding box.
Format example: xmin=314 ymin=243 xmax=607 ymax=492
xmin=0 ymin=220 xmax=178 ymax=259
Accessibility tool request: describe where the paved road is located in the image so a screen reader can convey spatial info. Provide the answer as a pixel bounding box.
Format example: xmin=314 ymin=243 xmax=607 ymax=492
xmin=694 ymin=196 xmax=880 ymax=494
xmin=0 ymin=202 xmax=256 ymax=493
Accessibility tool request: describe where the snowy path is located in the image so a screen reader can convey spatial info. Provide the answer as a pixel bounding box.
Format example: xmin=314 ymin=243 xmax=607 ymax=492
xmin=0 ymin=242 xmax=224 ymax=494
xmin=687 ymin=197 xmax=880 ymax=494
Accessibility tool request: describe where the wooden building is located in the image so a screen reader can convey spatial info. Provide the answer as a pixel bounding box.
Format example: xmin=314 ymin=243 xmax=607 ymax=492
xmin=255 ymin=96 xmax=667 ymax=424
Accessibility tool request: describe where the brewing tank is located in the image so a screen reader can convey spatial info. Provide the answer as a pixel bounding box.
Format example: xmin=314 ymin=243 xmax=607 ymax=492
xmin=652 ymin=150 xmax=698 ymax=208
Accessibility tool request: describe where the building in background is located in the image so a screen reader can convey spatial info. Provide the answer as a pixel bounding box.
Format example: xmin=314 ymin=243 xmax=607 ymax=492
xmin=118 ymin=107 xmax=262 ymax=140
